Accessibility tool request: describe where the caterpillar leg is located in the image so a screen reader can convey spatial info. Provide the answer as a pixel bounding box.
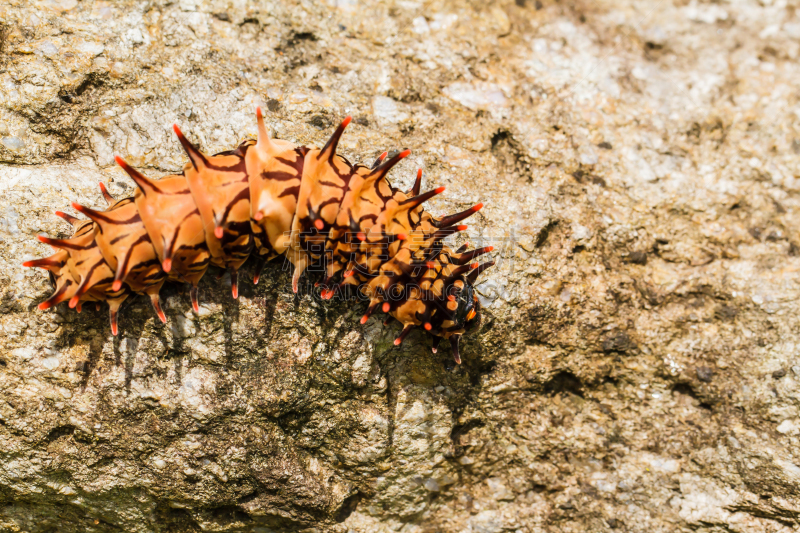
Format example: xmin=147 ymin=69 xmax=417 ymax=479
xmin=431 ymin=337 xmax=441 ymax=354
xmin=36 ymin=284 xmax=72 ymax=310
xmin=147 ymin=287 xmax=167 ymax=324
xmin=109 ymin=309 xmax=117 ymax=335
xmin=449 ymin=335 xmax=462 ymax=364
xmin=360 ymin=298 xmax=384 ymax=324
xmin=291 ymin=257 xmax=307 ymax=294
xmin=190 ymin=285 xmax=200 ymax=313
xmin=253 ymin=256 xmax=267 ymax=285
xmin=394 ymin=324 xmax=414 ymax=346
xmin=109 ymin=301 xmax=123 ymax=336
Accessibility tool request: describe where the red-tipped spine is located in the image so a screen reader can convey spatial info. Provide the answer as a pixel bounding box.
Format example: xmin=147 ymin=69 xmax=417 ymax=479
xmin=394 ymin=324 xmax=414 ymax=346
xmin=446 ymin=262 xmax=479 ymax=278
xmin=71 ymin=202 xmax=113 ymax=224
xmin=436 ymin=203 xmax=483 ymax=228
xmin=172 ymin=124 xmax=208 ymax=170
xmin=467 ymin=261 xmax=495 ymax=282
xmin=454 ymin=246 xmax=493 ymax=265
xmin=55 ymin=211 xmax=80 ymax=225
xmin=431 ymin=225 xmax=467 ymax=241
xmin=151 ymin=294 xmax=167 ymax=324
xmin=37 ymin=235 xmax=81 ymax=250
xmin=320 ymin=116 xmax=352 ymax=159
xmin=371 ymin=148 xmax=411 ymax=177
xmin=411 ymin=168 xmax=422 ymax=196
xmin=109 ymin=307 xmax=119 ymax=336
xmin=190 ymin=286 xmax=200 ymax=313
xmin=360 ymin=300 xmax=382 ymax=324
xmin=98 ymin=182 xmax=115 ymax=204
xmin=116 ymin=156 xmax=161 ymax=194
xmin=372 ymin=151 xmax=389 ymax=169
xmin=23 ymin=258 xmax=58 ymax=269
xmin=402 ymin=186 xmax=445 ymax=209
xmin=231 ymin=270 xmax=239 ymax=299
xmin=253 ymin=256 xmax=267 ymax=285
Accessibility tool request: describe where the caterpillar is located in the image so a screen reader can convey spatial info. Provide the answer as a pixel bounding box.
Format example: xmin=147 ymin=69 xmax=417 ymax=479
xmin=22 ymin=109 xmax=494 ymax=364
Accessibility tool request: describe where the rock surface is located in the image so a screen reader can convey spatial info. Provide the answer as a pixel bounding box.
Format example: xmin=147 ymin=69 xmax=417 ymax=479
xmin=2 ymin=0 xmax=800 ymax=531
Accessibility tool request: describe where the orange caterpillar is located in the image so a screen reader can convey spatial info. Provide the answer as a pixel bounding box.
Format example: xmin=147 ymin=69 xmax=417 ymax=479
xmin=23 ymin=109 xmax=493 ymax=363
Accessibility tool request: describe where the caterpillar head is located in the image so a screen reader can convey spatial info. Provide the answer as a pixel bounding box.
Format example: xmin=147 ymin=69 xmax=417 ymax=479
xmin=435 ymin=257 xmax=496 ymax=363
xmin=453 ymin=278 xmax=482 ymax=335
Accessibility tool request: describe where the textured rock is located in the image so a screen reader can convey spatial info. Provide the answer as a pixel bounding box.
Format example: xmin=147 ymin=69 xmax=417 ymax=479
xmin=2 ymin=0 xmax=800 ymax=532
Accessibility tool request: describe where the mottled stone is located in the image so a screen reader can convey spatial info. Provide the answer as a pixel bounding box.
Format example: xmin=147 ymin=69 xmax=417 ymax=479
xmin=2 ymin=0 xmax=800 ymax=532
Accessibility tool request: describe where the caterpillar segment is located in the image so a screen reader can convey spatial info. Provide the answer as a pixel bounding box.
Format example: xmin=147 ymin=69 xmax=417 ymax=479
xmin=24 ymin=108 xmax=493 ymax=363
xmin=27 ymin=195 xmax=133 ymax=335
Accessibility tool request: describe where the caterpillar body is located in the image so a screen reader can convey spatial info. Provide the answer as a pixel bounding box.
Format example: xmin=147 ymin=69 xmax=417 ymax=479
xmin=23 ymin=109 xmax=494 ymax=363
